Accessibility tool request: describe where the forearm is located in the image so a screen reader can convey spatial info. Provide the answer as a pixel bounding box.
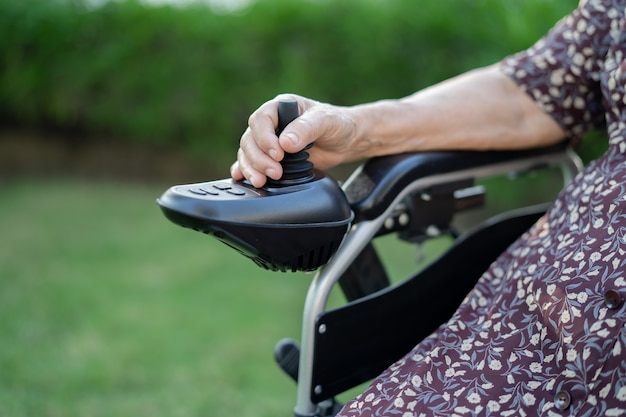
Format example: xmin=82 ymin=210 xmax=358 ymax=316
xmin=232 ymin=64 xmax=567 ymax=188
xmin=345 ymin=65 xmax=566 ymax=162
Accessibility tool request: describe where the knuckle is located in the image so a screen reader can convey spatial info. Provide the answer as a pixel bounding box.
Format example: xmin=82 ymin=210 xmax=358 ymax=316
xmin=275 ymin=93 xmax=297 ymax=101
xmin=247 ymin=112 xmax=259 ymax=128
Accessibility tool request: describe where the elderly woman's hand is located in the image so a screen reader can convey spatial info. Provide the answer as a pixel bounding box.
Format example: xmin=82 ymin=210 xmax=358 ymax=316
xmin=230 ymin=94 xmax=358 ymax=188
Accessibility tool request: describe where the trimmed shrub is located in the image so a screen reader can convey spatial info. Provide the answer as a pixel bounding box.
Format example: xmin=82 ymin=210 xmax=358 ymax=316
xmin=0 ymin=0 xmax=579 ymax=161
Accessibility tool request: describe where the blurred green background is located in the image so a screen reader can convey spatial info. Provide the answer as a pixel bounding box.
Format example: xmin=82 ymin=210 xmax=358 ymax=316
xmin=0 ymin=0 xmax=603 ymax=416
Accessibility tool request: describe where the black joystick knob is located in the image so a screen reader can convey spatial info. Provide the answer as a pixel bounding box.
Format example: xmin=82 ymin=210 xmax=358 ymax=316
xmin=267 ymin=99 xmax=315 ymax=186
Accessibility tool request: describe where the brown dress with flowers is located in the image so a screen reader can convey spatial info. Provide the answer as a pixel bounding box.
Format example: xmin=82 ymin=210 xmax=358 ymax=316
xmin=337 ymin=1 xmax=626 ymax=415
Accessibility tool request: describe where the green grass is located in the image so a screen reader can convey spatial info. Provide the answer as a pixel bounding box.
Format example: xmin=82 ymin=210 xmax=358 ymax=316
xmin=0 ymin=179 xmax=308 ymax=417
xmin=0 ymin=178 xmax=433 ymax=417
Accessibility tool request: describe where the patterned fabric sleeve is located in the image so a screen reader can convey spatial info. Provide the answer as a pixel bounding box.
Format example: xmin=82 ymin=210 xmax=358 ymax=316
xmin=499 ymin=0 xmax=611 ymax=139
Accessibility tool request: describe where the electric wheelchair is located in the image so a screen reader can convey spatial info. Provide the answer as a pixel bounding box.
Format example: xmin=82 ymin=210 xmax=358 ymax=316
xmin=157 ymin=99 xmax=584 ymax=417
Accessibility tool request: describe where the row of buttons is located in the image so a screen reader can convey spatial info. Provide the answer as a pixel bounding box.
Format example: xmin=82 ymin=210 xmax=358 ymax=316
xmin=552 ymin=290 xmax=622 ymax=412
xmin=187 ymin=183 xmax=246 ymax=197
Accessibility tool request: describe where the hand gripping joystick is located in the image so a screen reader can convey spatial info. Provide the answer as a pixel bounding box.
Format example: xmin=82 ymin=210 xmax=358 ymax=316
xmin=156 ymin=99 xmax=354 ymax=272
xmin=267 ymin=99 xmax=314 ymax=186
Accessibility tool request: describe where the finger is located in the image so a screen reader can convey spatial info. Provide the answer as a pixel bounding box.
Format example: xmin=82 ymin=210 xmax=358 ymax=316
xmin=277 ymin=105 xmax=332 ymax=154
xmin=230 ymin=160 xmax=244 ymax=181
xmin=233 ymin=148 xmax=268 ymax=188
xmin=240 ymin=127 xmax=283 ymax=175
xmin=247 ymin=99 xmax=292 ymax=162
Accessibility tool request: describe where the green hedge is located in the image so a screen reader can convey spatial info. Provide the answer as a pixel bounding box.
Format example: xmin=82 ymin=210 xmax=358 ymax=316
xmin=0 ymin=0 xmax=578 ymax=161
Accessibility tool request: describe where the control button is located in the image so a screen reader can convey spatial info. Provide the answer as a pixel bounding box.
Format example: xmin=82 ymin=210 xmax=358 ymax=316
xmin=189 ymin=188 xmax=207 ymax=195
xmin=554 ymin=390 xmax=571 ymax=411
xmin=199 ymin=187 xmax=219 ymax=196
xmin=213 ymin=183 xmax=232 ymax=191
xmin=604 ymin=290 xmax=623 ymax=310
xmin=227 ymin=189 xmax=246 ymax=196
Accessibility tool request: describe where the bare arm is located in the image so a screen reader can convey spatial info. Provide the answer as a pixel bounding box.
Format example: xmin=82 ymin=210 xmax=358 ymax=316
xmin=232 ymin=64 xmax=566 ymax=188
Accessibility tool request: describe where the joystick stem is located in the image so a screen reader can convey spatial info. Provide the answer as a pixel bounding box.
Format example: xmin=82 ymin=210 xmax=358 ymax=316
xmin=277 ymin=99 xmax=300 ymax=136
xmin=268 ymin=99 xmax=314 ymax=186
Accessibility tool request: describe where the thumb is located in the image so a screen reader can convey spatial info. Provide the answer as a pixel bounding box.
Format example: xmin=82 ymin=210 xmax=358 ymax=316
xmin=277 ymin=106 xmax=330 ymax=154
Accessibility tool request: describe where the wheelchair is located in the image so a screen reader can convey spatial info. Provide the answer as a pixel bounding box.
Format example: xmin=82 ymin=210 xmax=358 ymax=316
xmin=157 ymin=101 xmax=584 ymax=417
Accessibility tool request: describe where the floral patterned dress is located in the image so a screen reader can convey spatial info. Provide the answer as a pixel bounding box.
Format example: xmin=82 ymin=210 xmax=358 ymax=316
xmin=336 ymin=0 xmax=626 ymax=415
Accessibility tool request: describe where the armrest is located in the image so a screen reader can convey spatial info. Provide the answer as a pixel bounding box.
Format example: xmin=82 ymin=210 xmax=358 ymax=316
xmin=342 ymin=142 xmax=582 ymax=221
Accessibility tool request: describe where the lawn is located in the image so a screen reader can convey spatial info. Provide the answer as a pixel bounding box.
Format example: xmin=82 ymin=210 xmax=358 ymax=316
xmin=0 ymin=179 xmax=308 ymax=417
xmin=0 ymin=178 xmax=425 ymax=417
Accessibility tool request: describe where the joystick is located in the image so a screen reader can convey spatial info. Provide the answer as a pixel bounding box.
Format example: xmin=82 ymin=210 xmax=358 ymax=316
xmin=267 ymin=99 xmax=314 ymax=186
xmin=157 ymin=99 xmax=354 ymax=272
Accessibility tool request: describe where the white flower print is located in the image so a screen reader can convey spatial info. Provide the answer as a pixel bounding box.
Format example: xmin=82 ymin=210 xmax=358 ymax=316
xmin=489 ymin=359 xmax=502 ymax=371
xmin=487 ymin=400 xmax=500 ymax=412
xmin=467 ymin=393 xmax=481 ymax=404
xmin=523 ymin=393 xmax=537 ymax=406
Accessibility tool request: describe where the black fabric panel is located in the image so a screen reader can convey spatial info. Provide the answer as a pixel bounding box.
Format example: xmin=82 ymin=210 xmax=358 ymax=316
xmin=311 ymin=205 xmax=547 ymax=402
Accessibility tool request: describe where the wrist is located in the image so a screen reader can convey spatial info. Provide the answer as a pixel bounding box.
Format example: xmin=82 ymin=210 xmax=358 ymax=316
xmin=347 ymin=99 xmax=420 ymax=160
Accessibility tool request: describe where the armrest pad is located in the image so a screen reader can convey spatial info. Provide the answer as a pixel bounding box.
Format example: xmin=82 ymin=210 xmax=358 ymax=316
xmin=343 ymin=142 xmax=573 ymax=220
